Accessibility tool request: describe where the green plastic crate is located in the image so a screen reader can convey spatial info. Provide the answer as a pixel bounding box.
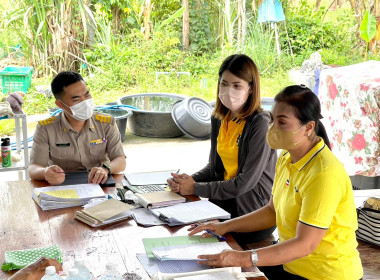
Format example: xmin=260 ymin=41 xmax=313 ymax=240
xmin=0 ymin=66 xmax=33 ymax=94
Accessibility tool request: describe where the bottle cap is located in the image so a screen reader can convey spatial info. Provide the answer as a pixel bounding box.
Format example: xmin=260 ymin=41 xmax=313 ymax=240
xmin=68 ymin=268 xmax=79 ymax=276
xmin=45 ymin=266 xmax=56 ymax=275
xmin=1 ymin=138 xmax=10 ymax=146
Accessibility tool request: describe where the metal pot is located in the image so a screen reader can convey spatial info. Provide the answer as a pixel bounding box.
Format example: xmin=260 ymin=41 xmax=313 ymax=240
xmin=171 ymin=97 xmax=212 ymax=140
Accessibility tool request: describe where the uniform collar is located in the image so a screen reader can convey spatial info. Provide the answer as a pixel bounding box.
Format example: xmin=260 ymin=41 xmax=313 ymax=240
xmin=60 ymin=111 xmax=96 ymax=133
xmin=291 ymin=138 xmax=326 ymax=171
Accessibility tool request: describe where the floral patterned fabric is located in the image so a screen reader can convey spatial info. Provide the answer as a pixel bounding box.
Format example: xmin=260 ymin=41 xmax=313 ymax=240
xmin=318 ymin=60 xmax=380 ymax=177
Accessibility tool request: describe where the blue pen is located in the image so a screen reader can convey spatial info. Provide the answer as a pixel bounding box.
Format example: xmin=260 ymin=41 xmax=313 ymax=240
xmin=194 ymin=224 xmax=226 ymax=241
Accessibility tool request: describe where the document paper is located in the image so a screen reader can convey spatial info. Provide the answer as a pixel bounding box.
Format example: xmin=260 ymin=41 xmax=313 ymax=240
xmin=151 ymin=242 xmax=232 ymax=261
xmin=143 ymin=235 xmax=218 ymax=258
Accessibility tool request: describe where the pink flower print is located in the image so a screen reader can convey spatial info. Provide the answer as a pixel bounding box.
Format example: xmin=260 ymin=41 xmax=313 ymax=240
xmin=352 ymin=134 xmax=366 ymax=150
xmin=374 ymin=77 xmax=380 ymax=82
xmin=360 ymin=107 xmax=367 ymax=117
xmin=354 ymin=157 xmax=363 ymax=164
xmin=360 ymin=83 xmax=370 ymax=91
xmin=373 ymin=136 xmax=378 ymax=142
xmin=329 ymin=83 xmax=338 ymax=100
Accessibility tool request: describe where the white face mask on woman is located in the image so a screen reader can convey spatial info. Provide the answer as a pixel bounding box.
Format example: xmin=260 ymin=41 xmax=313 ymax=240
xmin=218 ymin=85 xmax=251 ymax=112
xmin=60 ymin=98 xmax=94 ymax=121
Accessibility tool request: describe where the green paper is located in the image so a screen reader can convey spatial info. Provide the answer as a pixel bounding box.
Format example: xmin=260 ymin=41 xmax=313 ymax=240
xmin=1 ymin=245 xmax=63 ymax=271
xmin=142 ymin=235 xmax=218 ymax=258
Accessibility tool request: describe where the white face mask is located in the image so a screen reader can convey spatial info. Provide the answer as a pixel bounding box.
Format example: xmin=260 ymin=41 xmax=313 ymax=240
xmin=60 ymin=98 xmax=94 ymax=121
xmin=218 ymin=85 xmax=250 ymax=112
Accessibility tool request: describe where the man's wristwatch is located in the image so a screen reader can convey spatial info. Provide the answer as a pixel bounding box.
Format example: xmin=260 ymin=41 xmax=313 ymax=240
xmin=100 ymin=163 xmax=111 ymax=174
xmin=251 ymin=249 xmax=258 ymax=267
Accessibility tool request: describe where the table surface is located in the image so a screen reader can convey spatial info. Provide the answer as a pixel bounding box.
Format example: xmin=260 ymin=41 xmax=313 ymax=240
xmin=0 ymin=175 xmax=264 ymax=280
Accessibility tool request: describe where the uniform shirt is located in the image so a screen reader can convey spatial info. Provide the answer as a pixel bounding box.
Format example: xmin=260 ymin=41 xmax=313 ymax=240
xmin=217 ymin=113 xmax=246 ymax=180
xmin=30 ymin=111 xmax=125 ymax=172
xmin=272 ymin=139 xmax=363 ymax=280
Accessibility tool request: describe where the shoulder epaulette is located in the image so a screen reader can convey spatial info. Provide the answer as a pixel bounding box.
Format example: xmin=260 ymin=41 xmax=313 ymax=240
xmin=39 ymin=116 xmax=55 ymax=126
xmin=95 ymin=113 xmax=112 ymax=124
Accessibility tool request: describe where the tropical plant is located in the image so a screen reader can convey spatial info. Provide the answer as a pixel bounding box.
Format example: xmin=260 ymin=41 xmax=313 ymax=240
xmin=1 ymin=0 xmax=95 ymax=76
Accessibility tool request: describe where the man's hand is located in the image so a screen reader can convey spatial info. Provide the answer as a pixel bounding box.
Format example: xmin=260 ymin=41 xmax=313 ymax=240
xmin=9 ymin=257 xmax=62 ymax=280
xmin=197 ymin=250 xmax=253 ymax=268
xmin=167 ymin=173 xmax=195 ymax=195
xmin=44 ymin=165 xmax=65 ymax=185
xmin=88 ymin=166 xmax=108 ymax=184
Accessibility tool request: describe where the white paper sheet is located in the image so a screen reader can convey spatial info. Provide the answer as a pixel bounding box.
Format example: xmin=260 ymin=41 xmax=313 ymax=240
xmin=136 ymin=253 xmax=210 ymax=277
xmin=151 ymin=242 xmax=232 ymax=261
xmin=173 ymin=271 xmax=236 ymax=280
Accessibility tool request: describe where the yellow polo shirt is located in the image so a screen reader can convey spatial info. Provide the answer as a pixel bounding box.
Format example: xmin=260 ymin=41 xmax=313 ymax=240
xmin=272 ymin=139 xmax=363 ymax=280
xmin=217 ymin=113 xmax=246 ymax=180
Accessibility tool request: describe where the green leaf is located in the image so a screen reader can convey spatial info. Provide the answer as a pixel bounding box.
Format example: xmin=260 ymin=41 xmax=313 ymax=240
xmin=359 ymin=11 xmax=377 ymax=42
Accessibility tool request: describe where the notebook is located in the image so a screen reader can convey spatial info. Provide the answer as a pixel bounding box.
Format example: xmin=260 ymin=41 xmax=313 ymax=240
xmin=131 ymin=200 xmax=231 ymax=226
xmin=136 ymin=191 xmax=186 ymax=209
xmin=75 ymin=198 xmax=133 ymax=227
xmin=58 ymin=170 xmax=116 ymax=187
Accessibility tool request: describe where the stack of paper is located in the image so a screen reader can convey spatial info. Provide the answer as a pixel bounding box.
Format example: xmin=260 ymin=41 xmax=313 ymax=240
xmin=131 ymin=200 xmax=231 ymax=226
xmin=151 ymin=242 xmax=232 ymax=261
xmin=137 ymin=236 xmax=241 ymax=279
xmin=75 ymin=198 xmax=133 ymax=227
xmin=32 ymin=184 xmax=106 ymax=211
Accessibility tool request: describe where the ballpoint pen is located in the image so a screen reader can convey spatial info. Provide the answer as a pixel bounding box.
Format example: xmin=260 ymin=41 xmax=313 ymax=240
xmin=194 ymin=224 xmax=227 ymax=241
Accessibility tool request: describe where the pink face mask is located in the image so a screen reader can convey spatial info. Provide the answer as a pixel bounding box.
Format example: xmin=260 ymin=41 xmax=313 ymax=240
xmin=218 ymin=85 xmax=251 ymax=112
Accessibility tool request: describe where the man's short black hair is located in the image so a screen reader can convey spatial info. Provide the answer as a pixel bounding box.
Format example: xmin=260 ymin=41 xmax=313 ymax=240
xmin=51 ymin=71 xmax=85 ymax=99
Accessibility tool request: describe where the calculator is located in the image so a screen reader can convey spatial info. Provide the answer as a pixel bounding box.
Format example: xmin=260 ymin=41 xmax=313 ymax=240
xmin=122 ymin=177 xmax=167 ymax=193
xmin=127 ymin=184 xmax=167 ymax=194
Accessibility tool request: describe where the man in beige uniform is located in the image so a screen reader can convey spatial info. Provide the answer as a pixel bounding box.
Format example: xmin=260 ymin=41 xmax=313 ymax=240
xmin=28 ymin=71 xmax=126 ymax=185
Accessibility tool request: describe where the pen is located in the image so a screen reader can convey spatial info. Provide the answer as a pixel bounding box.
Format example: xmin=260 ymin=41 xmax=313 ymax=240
xmin=194 ymin=224 xmax=226 ymax=241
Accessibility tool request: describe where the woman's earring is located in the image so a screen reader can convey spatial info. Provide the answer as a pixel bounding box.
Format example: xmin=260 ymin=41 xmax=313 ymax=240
xmin=308 ymin=133 xmax=310 ymax=137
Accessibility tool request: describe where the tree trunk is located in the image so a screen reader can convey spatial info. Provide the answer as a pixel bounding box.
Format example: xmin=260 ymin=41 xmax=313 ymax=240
xmin=225 ymin=0 xmax=233 ymax=45
xmin=143 ymin=0 xmax=152 ymax=40
xmin=182 ymin=0 xmax=190 ymax=49
xmin=241 ymin=0 xmax=246 ymax=45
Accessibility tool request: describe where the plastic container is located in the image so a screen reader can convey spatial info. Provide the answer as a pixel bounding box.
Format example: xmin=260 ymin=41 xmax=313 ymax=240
xmin=1 ymin=137 xmax=11 ymax=167
xmin=41 ymin=266 xmax=63 ymax=280
xmin=74 ymin=259 xmax=92 ymax=280
xmin=98 ymin=262 xmax=122 ymax=280
xmin=66 ymin=268 xmax=80 ymax=280
xmin=0 ymin=66 xmax=33 ymax=94
xmin=94 ymin=104 xmax=132 ymax=142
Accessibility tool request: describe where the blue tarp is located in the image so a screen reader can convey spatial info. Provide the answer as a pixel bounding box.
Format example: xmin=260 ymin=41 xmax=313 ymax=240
xmin=257 ymin=0 xmax=285 ymax=23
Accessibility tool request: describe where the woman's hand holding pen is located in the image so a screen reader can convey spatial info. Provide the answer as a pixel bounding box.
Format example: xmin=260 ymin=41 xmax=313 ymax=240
xmin=188 ymin=221 xmax=227 ymax=239
xmin=167 ymin=173 xmax=195 ymax=195
xmin=44 ymin=165 xmax=65 ymax=185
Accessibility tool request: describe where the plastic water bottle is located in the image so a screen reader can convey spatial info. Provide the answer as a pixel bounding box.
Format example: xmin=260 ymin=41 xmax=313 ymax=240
xmin=74 ymin=259 xmax=92 ymax=280
xmin=66 ymin=268 xmax=80 ymax=280
xmin=41 ymin=266 xmax=63 ymax=280
xmin=99 ymin=263 xmax=122 ymax=280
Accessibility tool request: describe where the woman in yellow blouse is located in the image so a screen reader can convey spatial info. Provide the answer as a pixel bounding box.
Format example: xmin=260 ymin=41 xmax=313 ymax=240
xmin=189 ymin=85 xmax=363 ymax=280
